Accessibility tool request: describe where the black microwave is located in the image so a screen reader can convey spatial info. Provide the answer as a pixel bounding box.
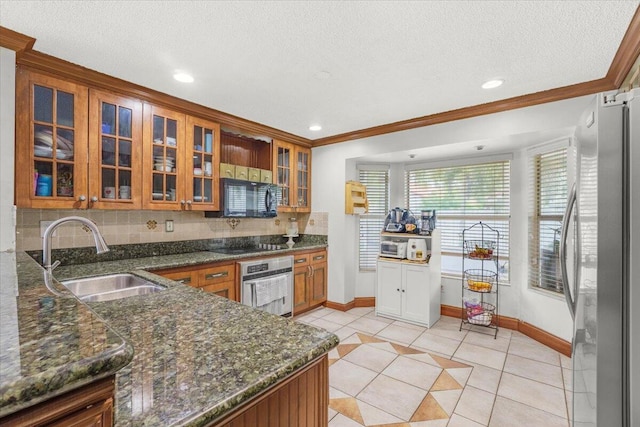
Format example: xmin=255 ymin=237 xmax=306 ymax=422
xmin=205 ymin=178 xmax=277 ymax=218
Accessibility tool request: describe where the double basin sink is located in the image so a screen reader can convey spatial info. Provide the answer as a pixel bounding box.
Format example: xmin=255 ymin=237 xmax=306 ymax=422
xmin=61 ymin=273 xmax=166 ymax=302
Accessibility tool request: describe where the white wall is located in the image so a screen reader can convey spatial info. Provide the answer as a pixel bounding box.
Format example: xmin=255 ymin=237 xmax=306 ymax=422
xmin=312 ymin=96 xmax=591 ymax=341
xmin=0 ymin=47 xmax=16 ymax=252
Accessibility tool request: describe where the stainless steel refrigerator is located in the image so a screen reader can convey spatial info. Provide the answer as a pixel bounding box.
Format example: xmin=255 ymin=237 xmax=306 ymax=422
xmin=561 ymin=88 xmax=638 ymax=427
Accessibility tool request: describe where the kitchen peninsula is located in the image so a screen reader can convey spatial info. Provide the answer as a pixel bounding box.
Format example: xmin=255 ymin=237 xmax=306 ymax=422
xmin=0 ymin=243 xmax=338 ymax=426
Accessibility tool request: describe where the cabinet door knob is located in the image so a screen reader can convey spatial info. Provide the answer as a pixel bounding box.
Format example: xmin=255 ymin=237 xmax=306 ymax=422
xmin=78 ymin=195 xmax=86 ymax=202
xmin=90 ymin=196 xmax=98 ymax=203
xmin=186 ymin=200 xmax=192 ymax=205
xmin=180 ymin=200 xmax=186 ymax=205
xmin=397 ymin=288 xmax=400 ymax=292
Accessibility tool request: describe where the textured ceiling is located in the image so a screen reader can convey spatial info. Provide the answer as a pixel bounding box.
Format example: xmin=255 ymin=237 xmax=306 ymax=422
xmin=0 ymin=1 xmax=638 ymax=140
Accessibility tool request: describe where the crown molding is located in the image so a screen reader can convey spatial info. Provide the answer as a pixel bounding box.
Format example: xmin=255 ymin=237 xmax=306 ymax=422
xmin=607 ymin=5 xmax=640 ymax=87
xmin=0 ymin=26 xmax=35 ymax=52
xmin=312 ymin=78 xmax=613 ymax=147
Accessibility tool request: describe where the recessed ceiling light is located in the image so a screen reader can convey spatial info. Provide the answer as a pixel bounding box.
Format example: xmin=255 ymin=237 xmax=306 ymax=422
xmin=309 ymin=125 xmax=322 ymax=131
xmin=481 ymin=79 xmax=503 ymax=89
xmin=173 ymin=72 xmax=194 ymax=83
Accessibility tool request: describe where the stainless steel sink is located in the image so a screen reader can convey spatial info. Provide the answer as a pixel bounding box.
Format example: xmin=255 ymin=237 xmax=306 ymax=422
xmin=61 ymin=273 xmax=166 ymax=302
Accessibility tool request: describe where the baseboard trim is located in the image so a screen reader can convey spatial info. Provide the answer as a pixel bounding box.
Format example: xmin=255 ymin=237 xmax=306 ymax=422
xmin=325 ymin=300 xmax=355 ymax=311
xmin=330 ymin=300 xmax=571 ymax=357
xmin=518 ymin=320 xmax=571 ymax=357
xmin=354 ymin=297 xmax=375 ymax=307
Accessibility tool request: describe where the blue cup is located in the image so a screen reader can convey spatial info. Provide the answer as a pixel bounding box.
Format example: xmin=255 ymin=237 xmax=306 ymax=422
xmin=36 ymin=174 xmax=52 ymax=196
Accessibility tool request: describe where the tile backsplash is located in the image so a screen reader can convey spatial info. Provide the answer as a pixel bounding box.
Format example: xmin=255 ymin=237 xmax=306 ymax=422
xmin=16 ymin=209 xmax=328 ymax=251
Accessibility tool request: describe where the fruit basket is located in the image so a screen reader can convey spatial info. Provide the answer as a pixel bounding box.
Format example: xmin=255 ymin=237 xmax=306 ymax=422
xmin=465 ymin=301 xmax=495 ymax=326
xmin=464 ymin=269 xmax=496 ymax=293
xmin=464 ymin=240 xmax=496 ymax=259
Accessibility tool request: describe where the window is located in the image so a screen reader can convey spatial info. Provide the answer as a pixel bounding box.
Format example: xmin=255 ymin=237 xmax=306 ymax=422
xmin=406 ymin=160 xmax=510 ymax=279
xmin=528 ymin=148 xmax=567 ymax=293
xmin=358 ymin=168 xmax=389 ymax=271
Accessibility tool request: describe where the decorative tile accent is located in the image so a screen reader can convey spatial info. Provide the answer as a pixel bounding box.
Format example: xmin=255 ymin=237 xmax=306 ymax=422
xmin=329 ymin=333 xmax=472 ymax=426
xmin=146 ymin=220 xmax=157 ymax=230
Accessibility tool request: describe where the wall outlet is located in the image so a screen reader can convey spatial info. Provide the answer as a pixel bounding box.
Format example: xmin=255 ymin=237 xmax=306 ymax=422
xmin=40 ymin=220 xmax=55 ymax=238
xmin=165 ymin=220 xmax=174 ymax=232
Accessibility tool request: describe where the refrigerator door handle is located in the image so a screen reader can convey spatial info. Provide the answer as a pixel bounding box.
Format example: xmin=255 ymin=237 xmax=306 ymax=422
xmin=560 ymin=183 xmax=577 ymax=320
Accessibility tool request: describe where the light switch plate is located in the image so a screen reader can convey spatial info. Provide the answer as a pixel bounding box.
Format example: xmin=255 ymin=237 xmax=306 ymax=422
xmin=165 ymin=220 xmax=174 ymax=232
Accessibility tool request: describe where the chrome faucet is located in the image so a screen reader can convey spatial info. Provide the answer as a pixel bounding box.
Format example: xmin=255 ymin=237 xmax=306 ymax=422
xmin=43 ymin=216 xmax=110 ymax=273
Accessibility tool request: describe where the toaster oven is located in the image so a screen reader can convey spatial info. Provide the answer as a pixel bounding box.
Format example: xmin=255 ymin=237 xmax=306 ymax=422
xmin=380 ymin=241 xmax=407 ymax=259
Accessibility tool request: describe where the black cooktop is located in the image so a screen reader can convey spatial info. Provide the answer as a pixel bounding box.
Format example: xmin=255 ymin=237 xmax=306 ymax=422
xmin=208 ymin=247 xmax=271 ymax=255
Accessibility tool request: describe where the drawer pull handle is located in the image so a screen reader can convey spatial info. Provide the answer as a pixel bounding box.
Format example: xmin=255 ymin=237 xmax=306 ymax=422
xmin=206 ymin=271 xmax=229 ymax=280
xmin=313 ymin=255 xmax=325 ymax=261
xmin=177 ymin=277 xmax=191 ymax=284
xmin=295 ymin=258 xmax=307 ymax=263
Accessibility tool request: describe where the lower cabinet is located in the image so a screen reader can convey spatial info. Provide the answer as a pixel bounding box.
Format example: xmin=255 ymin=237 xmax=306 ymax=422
xmin=0 ymin=376 xmax=115 ymax=427
xmin=293 ymin=250 xmax=328 ymax=315
xmin=376 ymin=260 xmax=440 ymax=327
xmin=155 ymin=262 xmax=237 ymax=301
xmin=211 ymin=354 xmax=329 ymax=427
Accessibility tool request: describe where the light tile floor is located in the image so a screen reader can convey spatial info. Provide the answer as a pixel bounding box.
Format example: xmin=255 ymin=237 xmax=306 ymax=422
xmin=294 ymin=306 xmax=571 ymax=427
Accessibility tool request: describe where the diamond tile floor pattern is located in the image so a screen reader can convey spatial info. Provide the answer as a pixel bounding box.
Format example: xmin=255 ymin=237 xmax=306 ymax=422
xmin=294 ymin=307 xmax=571 ymax=427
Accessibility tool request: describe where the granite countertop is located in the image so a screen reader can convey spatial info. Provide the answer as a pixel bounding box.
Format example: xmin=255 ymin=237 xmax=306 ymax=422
xmin=0 ymin=252 xmax=133 ymax=417
xmin=0 ymin=243 xmax=338 ymax=426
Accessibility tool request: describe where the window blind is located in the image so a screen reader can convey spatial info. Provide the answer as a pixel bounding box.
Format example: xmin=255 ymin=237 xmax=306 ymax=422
xmin=528 ymin=148 xmax=567 ymax=293
xmin=406 ymin=161 xmax=510 ymax=278
xmin=358 ymin=169 xmax=389 ymax=271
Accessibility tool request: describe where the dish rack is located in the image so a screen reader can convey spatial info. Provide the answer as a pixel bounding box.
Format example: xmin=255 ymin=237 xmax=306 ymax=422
xmin=460 ymin=222 xmax=499 ymax=338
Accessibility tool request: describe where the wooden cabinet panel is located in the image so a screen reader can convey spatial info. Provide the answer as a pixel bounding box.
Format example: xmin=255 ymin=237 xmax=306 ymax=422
xmin=156 ymin=262 xmax=237 ymax=302
xmin=292 ymin=250 xmax=327 ymax=315
xmin=158 ymin=269 xmax=197 ymax=287
xmin=212 ymin=355 xmax=328 ymax=427
xmin=272 ymin=140 xmax=311 ymax=213
xmin=142 ymin=104 xmax=186 ymax=210
xmin=15 ymin=68 xmax=89 ymax=209
xmin=88 ymin=89 xmax=143 ymax=210
xmin=0 ymin=376 xmax=115 ymax=427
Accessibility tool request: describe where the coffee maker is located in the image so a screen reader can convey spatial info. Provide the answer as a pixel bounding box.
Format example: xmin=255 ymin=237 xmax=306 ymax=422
xmin=420 ymin=210 xmax=436 ymax=235
xmin=384 ymin=207 xmax=413 ymax=232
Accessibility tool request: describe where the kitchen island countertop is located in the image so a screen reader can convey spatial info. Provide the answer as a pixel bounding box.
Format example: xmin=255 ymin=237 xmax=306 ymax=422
xmin=0 ymin=245 xmax=338 ymax=426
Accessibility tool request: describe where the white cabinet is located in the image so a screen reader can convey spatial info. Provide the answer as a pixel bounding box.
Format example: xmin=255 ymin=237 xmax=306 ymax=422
xmin=376 ymin=260 xmax=441 ymax=327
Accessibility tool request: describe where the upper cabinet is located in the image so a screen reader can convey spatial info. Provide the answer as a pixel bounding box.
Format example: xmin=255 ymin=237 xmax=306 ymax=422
xmin=142 ymin=105 xmax=221 ymax=211
xmin=14 ymin=66 xmax=307 ymax=212
xmin=142 ymin=104 xmax=186 ymax=210
xmin=273 ymin=140 xmax=311 ymax=212
xmin=88 ymin=90 xmax=143 ymax=209
xmin=15 ymin=69 xmax=89 ymax=209
xmin=186 ymin=116 xmax=220 ymax=211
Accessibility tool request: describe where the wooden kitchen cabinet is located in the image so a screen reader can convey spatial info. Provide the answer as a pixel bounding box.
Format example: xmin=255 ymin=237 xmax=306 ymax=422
xmin=142 ymin=105 xmax=221 ymax=211
xmin=15 ymin=68 xmax=89 ymax=209
xmin=293 ymin=249 xmax=327 ymax=315
xmin=273 ymin=140 xmax=311 ymax=212
xmin=185 ymin=116 xmax=220 ymax=211
xmin=142 ymin=104 xmax=186 ymax=210
xmin=0 ymin=376 xmax=114 ymax=427
xmin=198 ymin=263 xmax=236 ymax=300
xmin=88 ymin=89 xmax=143 ymax=209
xmin=155 ymin=262 xmax=238 ymax=301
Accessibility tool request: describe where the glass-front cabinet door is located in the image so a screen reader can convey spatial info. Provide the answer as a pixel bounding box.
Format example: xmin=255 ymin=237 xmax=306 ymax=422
xmin=15 ymin=69 xmax=89 ymax=208
xmin=88 ymin=90 xmax=142 ymax=209
xmin=186 ymin=117 xmax=220 ymax=211
xmin=274 ymin=140 xmax=293 ymax=210
xmin=296 ymin=147 xmax=311 ymax=212
xmin=272 ymin=140 xmax=312 ymax=212
xmin=143 ymin=105 xmax=185 ymax=210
